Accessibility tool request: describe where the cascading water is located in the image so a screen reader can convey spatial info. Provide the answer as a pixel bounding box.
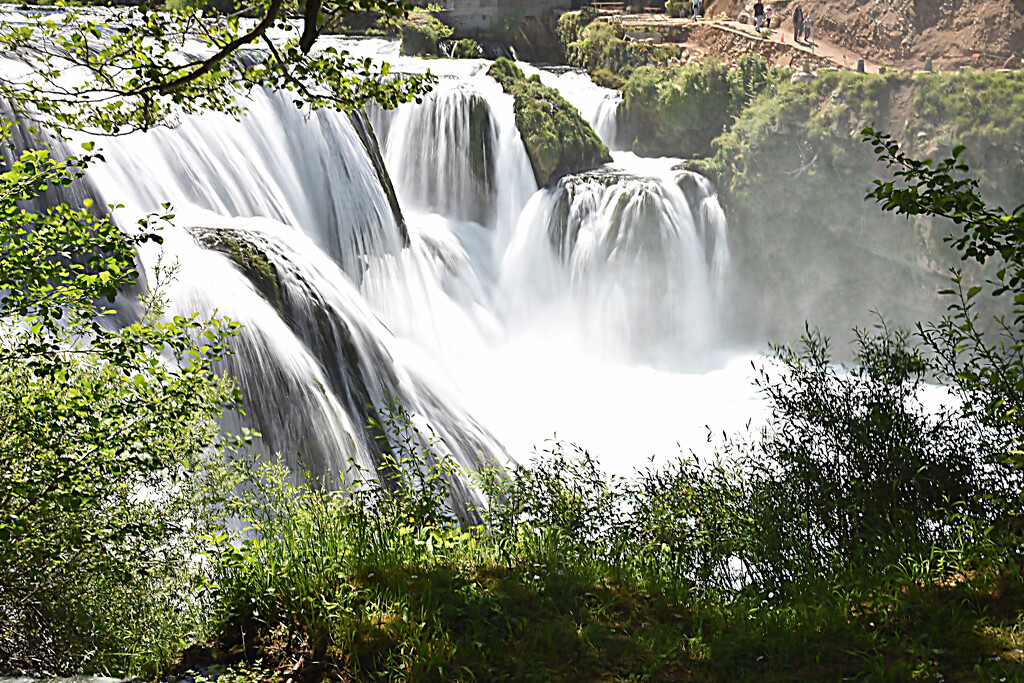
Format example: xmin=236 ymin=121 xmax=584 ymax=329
xmin=497 ymin=156 xmax=730 ymax=365
xmin=10 ymin=28 xmax=765 ymax=482
xmin=531 ymin=66 xmax=623 ymax=150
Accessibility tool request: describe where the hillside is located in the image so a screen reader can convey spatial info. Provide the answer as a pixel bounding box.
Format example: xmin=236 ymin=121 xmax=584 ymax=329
xmin=712 ymin=0 xmax=1024 ymax=70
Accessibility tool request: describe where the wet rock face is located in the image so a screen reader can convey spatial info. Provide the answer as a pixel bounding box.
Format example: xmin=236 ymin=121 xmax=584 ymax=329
xmin=191 ymin=227 xmax=284 ymax=314
xmin=486 ymin=58 xmax=612 ymax=187
xmin=509 ymin=14 xmax=565 ymax=63
xmin=348 ymin=110 xmax=408 ymax=246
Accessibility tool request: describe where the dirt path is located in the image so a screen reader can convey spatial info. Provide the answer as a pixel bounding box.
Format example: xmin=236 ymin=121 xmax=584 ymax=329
xmin=613 ymin=12 xmax=885 ymax=73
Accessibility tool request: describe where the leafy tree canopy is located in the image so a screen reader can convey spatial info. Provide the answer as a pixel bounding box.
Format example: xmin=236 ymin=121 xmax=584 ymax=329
xmin=0 ymin=0 xmax=432 ymax=135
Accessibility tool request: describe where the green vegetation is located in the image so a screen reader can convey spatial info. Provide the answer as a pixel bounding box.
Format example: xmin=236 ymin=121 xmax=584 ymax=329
xmin=3 ymin=1 xmax=1024 ymax=680
xmin=400 ymin=15 xmax=453 ymax=57
xmin=688 ymin=68 xmax=1024 ymax=341
xmin=911 ymin=69 xmax=1024 ymax=198
xmin=622 ymin=53 xmax=782 ymax=157
xmin=197 ymin=294 xmax=1024 ymax=680
xmin=487 ymin=57 xmax=611 ymax=186
xmin=450 ymin=37 xmax=482 ymax=59
xmin=0 ymin=0 xmax=430 ymax=135
xmin=665 ymin=0 xmax=691 ymax=17
xmin=0 ymin=142 xmax=242 ymax=675
xmin=0 ymin=0 xmax=422 ymax=674
xmin=558 ymin=12 xmax=685 ymax=88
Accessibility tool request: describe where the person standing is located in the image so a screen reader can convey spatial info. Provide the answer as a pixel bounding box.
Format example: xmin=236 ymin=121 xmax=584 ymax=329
xmin=792 ymin=5 xmax=804 ymax=42
xmin=753 ymin=0 xmax=764 ymax=30
xmin=765 ymin=5 xmax=773 ymax=29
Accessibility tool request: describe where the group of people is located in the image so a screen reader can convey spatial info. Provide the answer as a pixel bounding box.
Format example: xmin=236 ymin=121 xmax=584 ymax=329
xmin=750 ymin=3 xmax=812 ymax=42
xmin=752 ymin=1 xmax=772 ymax=31
xmin=791 ymin=5 xmax=812 ymax=43
xmin=673 ymin=0 xmax=813 ymax=40
xmin=677 ymin=0 xmax=705 ymax=20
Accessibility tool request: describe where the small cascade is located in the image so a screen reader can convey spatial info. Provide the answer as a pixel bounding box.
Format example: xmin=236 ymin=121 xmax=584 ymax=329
xmin=497 ymin=155 xmax=729 ymax=366
xmin=83 ymin=87 xmax=406 ymax=281
xmin=371 ymin=76 xmax=536 ymax=231
xmin=376 ymin=83 xmax=499 ymax=225
xmin=532 ymin=67 xmax=623 ymax=150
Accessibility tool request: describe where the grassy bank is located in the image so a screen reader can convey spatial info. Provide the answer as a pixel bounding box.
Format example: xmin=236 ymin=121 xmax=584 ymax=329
xmin=188 ymin=322 xmax=1024 ymax=681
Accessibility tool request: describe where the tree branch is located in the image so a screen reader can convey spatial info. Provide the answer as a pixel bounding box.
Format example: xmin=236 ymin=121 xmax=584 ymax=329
xmin=299 ymin=0 xmax=323 ymax=54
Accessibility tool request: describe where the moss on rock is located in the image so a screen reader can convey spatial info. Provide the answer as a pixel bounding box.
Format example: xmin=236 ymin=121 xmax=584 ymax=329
xmin=192 ymin=228 xmax=284 ymax=314
xmin=487 ymin=57 xmax=611 ymax=187
xmin=400 ymin=15 xmax=453 ymax=57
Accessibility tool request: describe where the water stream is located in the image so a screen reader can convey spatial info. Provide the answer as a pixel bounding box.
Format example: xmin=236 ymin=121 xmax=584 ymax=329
xmin=49 ymin=35 xmax=766 ymax=487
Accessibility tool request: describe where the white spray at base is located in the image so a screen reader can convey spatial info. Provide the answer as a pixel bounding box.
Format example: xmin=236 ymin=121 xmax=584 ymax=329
xmin=71 ymin=36 xmax=764 ymax=481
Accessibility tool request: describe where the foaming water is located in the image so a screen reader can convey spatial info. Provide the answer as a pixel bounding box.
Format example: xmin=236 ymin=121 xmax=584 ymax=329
xmin=529 ymin=66 xmax=622 ymax=149
xmin=61 ymin=35 xmax=759 ymax=479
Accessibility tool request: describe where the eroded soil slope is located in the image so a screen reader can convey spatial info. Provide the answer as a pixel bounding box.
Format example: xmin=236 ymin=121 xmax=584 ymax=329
xmin=717 ymin=0 xmax=1024 ymax=69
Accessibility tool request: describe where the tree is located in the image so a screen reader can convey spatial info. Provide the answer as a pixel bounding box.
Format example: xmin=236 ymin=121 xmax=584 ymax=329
xmin=863 ymin=127 xmax=1024 ymax=470
xmin=0 ymin=0 xmax=431 ymax=672
xmin=0 ymin=138 xmax=245 ymax=673
xmin=0 ymin=0 xmax=431 ymax=135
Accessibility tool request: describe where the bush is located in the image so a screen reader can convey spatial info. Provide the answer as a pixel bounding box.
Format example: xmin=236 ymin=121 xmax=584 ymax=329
xmin=665 ymin=0 xmax=691 ymax=17
xmin=450 ymin=37 xmax=482 ymax=59
xmin=0 ymin=142 xmax=240 ymax=676
xmin=400 ymin=16 xmax=453 ymax=56
xmin=736 ymin=325 xmax=1012 ymax=590
xmin=622 ymin=58 xmax=736 ymax=156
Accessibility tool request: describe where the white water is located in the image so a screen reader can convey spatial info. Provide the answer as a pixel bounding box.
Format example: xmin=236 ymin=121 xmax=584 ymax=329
xmin=61 ymin=36 xmax=767 ymax=480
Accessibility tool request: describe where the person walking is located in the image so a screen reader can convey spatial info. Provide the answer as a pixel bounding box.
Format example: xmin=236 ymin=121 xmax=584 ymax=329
xmin=792 ymin=5 xmax=804 ymax=42
xmin=765 ymin=5 xmax=773 ymax=29
xmin=753 ymin=0 xmax=764 ymax=30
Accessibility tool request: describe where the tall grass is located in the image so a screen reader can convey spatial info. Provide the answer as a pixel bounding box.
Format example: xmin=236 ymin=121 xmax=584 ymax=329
xmin=201 ymin=328 xmax=1024 ymax=680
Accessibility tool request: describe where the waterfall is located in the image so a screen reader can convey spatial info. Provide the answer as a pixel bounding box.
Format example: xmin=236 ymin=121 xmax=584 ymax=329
xmin=10 ymin=32 xmax=748 ymax=481
xmin=531 ymin=66 xmax=623 ymax=150
xmin=496 ymin=154 xmax=730 ymax=366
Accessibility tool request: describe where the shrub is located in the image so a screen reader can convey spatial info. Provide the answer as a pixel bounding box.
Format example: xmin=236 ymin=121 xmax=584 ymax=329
xmin=561 ymin=19 xmax=683 ymax=83
xmin=0 ymin=142 xmax=240 ymax=676
xmin=665 ymin=0 xmax=691 ymax=17
xmin=400 ymin=16 xmax=453 ymax=56
xmin=738 ymin=325 xmax=1006 ymax=590
xmin=622 ymin=58 xmax=738 ymax=156
xmin=450 ymin=37 xmax=482 ymax=59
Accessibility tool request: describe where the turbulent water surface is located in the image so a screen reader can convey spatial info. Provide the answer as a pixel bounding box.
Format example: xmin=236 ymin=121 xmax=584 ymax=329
xmin=51 ymin=35 xmax=768 ymax=490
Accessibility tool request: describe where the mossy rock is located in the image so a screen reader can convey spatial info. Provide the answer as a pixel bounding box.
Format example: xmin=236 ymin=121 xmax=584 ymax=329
xmin=487 ymin=58 xmax=611 ymax=187
xmin=450 ymin=38 xmax=482 ymax=59
xmin=467 ymin=93 xmax=494 ymax=193
xmin=191 ymin=228 xmax=284 ymax=314
xmin=400 ymin=16 xmax=453 ymax=57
